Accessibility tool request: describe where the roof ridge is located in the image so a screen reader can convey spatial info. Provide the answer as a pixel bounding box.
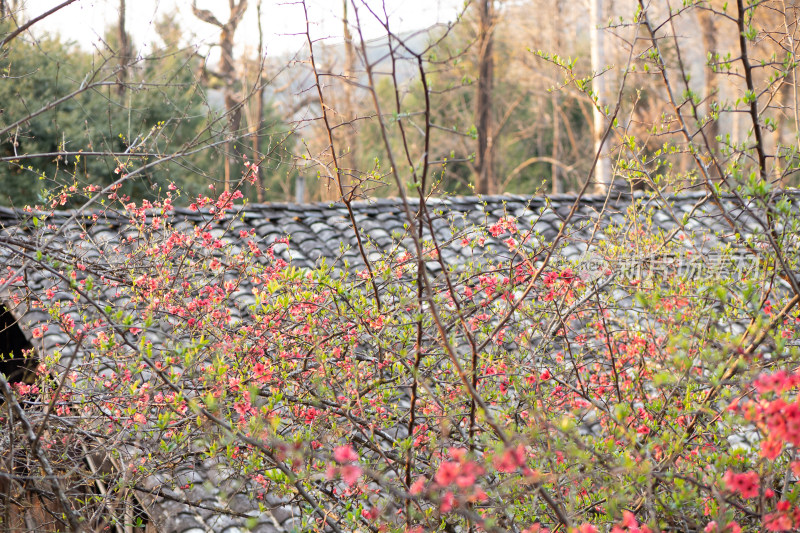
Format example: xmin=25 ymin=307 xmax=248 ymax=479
xmin=2 ymin=189 xmax=799 ymax=220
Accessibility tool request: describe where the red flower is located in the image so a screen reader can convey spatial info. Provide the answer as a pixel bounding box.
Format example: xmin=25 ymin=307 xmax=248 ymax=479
xmin=333 ymin=445 xmax=358 ymax=463
xmin=612 ymin=510 xmax=653 ymax=533
xmin=435 ymin=461 xmax=460 ymax=486
xmin=494 ymin=444 xmax=526 ymax=473
xmin=723 ymin=469 xmax=759 ymax=499
xmin=440 ymin=491 xmax=455 ymax=513
xmin=361 ymin=507 xmax=378 ymax=520
xmin=340 ymin=464 xmax=361 ymax=486
xmin=409 ymin=476 xmax=427 ymax=495
xmin=764 ymin=507 xmax=794 ymax=532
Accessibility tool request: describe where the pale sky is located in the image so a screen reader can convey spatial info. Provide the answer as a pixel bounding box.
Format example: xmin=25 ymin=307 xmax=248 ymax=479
xmin=33 ymin=0 xmax=466 ymax=58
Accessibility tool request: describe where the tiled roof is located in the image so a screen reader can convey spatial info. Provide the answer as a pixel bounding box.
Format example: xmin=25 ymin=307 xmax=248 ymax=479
xmin=0 ymin=189 xmax=777 ymax=274
xmin=0 ymin=190 xmax=795 ymax=532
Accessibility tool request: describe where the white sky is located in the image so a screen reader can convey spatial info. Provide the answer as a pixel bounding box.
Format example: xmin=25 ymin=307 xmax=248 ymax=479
xmin=32 ymin=0 xmax=466 ymax=58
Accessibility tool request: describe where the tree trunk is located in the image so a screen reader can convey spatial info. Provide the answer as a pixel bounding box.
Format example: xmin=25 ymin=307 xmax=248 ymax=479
xmin=551 ymin=0 xmax=561 ymax=195
xmin=221 ymin=26 xmax=242 ymax=193
xmin=590 ymin=0 xmax=612 ymax=193
xmin=697 ymin=6 xmax=720 ymax=178
xmin=476 ymin=0 xmax=495 ymax=195
xmin=341 ymin=0 xmax=358 ymax=198
xmin=117 ymin=0 xmax=129 ymax=96
xmin=320 ymin=0 xmax=358 ymax=202
xmin=192 ymin=0 xmax=248 ymax=193
xmin=252 ymin=0 xmax=264 ymax=203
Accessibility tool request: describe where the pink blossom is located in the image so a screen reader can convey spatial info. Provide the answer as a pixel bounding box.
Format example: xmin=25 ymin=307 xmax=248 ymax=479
xmin=494 ymin=444 xmax=526 ymax=473
xmin=723 ymin=469 xmax=759 ymax=499
xmin=435 ymin=461 xmax=460 ymax=486
xmin=409 ymin=476 xmax=427 ymax=495
xmin=440 ymin=491 xmax=455 ymax=513
xmin=361 ymin=507 xmax=378 ymax=520
xmin=340 ymin=464 xmax=361 ymax=486
xmin=703 ymin=522 xmax=741 ymax=533
xmin=333 ymin=445 xmax=358 ymax=463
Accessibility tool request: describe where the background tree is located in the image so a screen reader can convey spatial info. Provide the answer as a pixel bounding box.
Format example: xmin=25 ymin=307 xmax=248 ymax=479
xmin=475 ymin=0 xmax=496 ymax=194
xmin=696 ymin=4 xmax=720 ymax=175
xmin=192 ymin=0 xmax=248 ymax=193
xmin=245 ymin=0 xmax=266 ymax=202
xmin=336 ymin=0 xmax=359 ymax=201
xmin=590 ymin=0 xmax=611 ymax=192
xmin=116 ymin=0 xmax=130 ymax=96
xmin=0 ymin=23 xmax=219 ymax=206
xmin=551 ymin=0 xmax=562 ymax=194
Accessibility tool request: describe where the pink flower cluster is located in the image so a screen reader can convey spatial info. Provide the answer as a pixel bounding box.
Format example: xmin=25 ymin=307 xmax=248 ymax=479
xmin=729 ymin=370 xmax=800 ymax=531
xmin=723 ymin=469 xmax=759 ymax=499
xmin=754 ymin=370 xmax=800 ymax=394
xmin=326 ymin=445 xmax=361 ymax=486
xmin=764 ymin=500 xmax=800 ymax=531
xmin=488 ymin=216 xmax=518 ymax=237
xmin=704 ymin=521 xmax=741 ymax=533
xmin=611 ymin=511 xmax=653 ymax=533
xmin=430 ymin=448 xmax=487 ymax=513
xmin=492 ymin=444 xmax=527 ymax=473
xmin=733 ymin=371 xmax=800 ymax=459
